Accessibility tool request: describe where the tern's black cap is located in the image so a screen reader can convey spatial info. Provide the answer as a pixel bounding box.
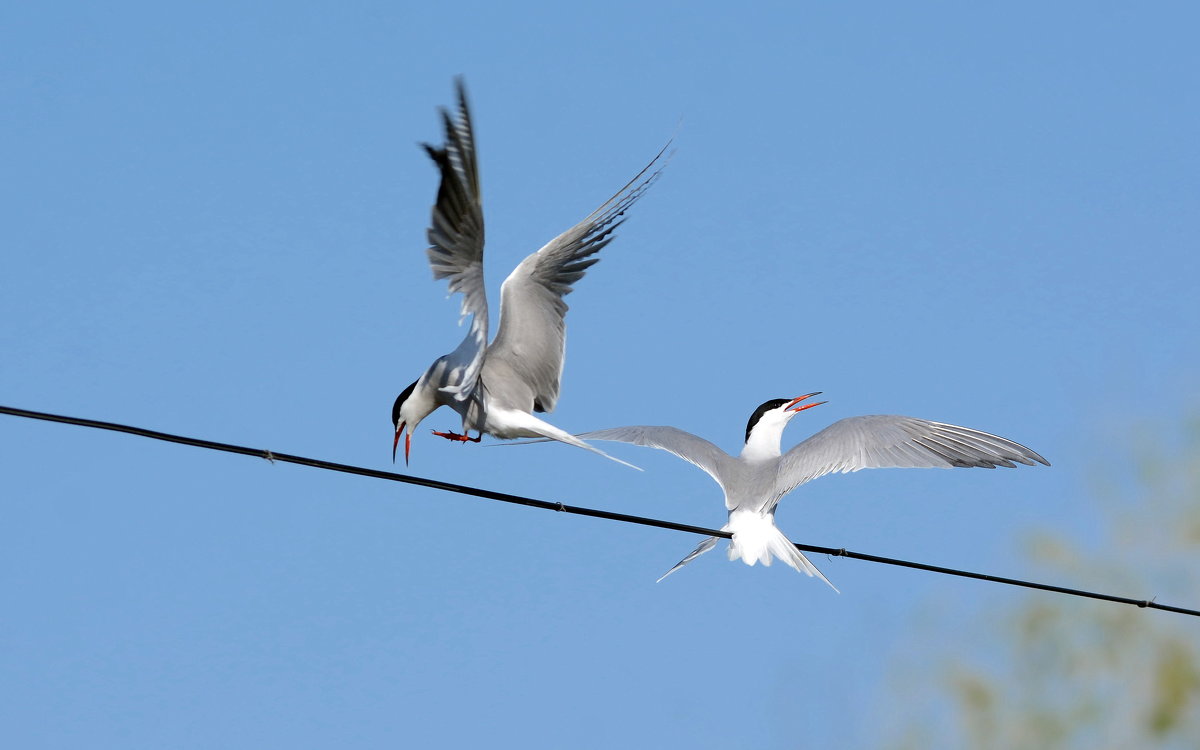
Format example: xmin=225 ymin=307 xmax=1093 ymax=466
xmin=392 ymin=380 xmax=418 ymax=427
xmin=745 ymin=399 xmax=793 ymax=444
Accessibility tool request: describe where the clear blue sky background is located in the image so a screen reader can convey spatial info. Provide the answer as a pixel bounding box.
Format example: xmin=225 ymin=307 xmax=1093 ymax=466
xmin=2 ymin=2 xmax=1198 ymax=748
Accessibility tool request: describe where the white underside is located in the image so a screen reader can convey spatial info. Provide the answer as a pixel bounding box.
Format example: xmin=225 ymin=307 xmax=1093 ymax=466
xmin=725 ymin=510 xmax=838 ymax=591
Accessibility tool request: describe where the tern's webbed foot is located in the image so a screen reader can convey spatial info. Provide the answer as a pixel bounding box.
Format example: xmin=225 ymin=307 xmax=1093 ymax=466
xmin=431 ymin=429 xmax=482 ymax=444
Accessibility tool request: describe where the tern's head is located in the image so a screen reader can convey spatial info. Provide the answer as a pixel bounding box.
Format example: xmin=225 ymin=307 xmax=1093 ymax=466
xmin=391 ymin=380 xmax=421 ymax=465
xmin=742 ymin=393 xmax=827 ymax=457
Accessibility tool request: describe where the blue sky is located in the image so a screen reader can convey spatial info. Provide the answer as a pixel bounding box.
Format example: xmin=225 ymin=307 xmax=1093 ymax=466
xmin=2 ymin=2 xmax=1198 ymax=747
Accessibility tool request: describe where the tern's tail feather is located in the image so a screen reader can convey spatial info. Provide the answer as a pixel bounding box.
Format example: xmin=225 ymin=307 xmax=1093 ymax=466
xmin=495 ymin=410 xmax=642 ymax=471
xmin=726 ymin=511 xmax=838 ymax=592
xmin=657 ymin=536 xmax=720 ymax=582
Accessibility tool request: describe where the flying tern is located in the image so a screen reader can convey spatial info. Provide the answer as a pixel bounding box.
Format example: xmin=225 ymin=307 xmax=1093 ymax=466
xmin=392 ymin=79 xmax=665 ymax=467
xmin=570 ymin=393 xmax=1048 ymax=588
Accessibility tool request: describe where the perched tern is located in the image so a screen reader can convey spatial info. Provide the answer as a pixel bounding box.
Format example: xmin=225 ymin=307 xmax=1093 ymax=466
xmin=392 ymin=79 xmax=665 ymax=467
xmin=571 ymin=394 xmax=1048 ymax=588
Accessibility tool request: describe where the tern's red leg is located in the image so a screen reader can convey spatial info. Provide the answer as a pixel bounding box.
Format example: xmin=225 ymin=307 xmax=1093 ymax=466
xmin=431 ymin=429 xmax=482 ymax=443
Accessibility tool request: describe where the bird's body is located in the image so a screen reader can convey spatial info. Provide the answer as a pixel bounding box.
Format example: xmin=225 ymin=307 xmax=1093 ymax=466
xmin=392 ymin=79 xmax=665 ymax=467
xmin=576 ymin=394 xmax=1049 ymax=588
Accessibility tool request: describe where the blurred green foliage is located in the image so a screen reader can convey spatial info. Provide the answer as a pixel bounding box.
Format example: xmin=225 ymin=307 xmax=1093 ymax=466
xmin=886 ymin=416 xmax=1200 ymax=749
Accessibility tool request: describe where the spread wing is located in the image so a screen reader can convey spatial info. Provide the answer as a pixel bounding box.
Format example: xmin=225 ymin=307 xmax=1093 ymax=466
xmin=777 ymin=415 xmax=1049 ymax=494
xmin=423 ymin=78 xmax=487 ymax=401
xmin=578 ymin=425 xmax=732 ymax=488
xmin=484 ymin=143 xmax=669 ymax=413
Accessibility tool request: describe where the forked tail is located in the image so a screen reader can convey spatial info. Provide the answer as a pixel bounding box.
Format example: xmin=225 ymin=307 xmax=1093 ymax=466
xmin=725 ymin=511 xmax=838 ymax=592
xmin=656 ymin=517 xmax=838 ymax=591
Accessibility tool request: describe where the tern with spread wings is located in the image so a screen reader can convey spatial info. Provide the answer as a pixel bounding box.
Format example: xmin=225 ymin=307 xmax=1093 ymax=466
xmin=572 ymin=394 xmax=1048 ymax=588
xmin=392 ymin=80 xmax=665 ymax=467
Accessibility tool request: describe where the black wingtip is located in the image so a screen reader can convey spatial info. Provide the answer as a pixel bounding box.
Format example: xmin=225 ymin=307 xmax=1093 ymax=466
xmin=451 ymin=77 xmax=471 ymax=130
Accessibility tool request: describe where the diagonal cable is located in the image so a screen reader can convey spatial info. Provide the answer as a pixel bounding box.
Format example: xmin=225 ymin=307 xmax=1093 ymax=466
xmin=1 ymin=404 xmax=1196 ymax=618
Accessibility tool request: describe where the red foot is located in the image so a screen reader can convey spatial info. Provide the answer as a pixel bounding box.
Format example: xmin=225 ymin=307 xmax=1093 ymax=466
xmin=431 ymin=429 xmax=482 ymax=444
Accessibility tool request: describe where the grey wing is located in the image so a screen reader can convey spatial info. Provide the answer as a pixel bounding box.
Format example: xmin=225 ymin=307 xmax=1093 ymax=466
xmin=423 ymin=79 xmax=488 ymax=401
xmin=777 ymin=415 xmax=1049 ymax=494
xmin=579 ymin=425 xmax=732 ymax=487
xmin=485 ymin=142 xmax=669 ymax=413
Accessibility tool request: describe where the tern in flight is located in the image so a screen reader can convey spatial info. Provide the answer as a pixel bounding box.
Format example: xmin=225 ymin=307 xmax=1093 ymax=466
xmin=392 ymin=79 xmax=666 ymax=466
xmin=570 ymin=394 xmax=1048 ymax=588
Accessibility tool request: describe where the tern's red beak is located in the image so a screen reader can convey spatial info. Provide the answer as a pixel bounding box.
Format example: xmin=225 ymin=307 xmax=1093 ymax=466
xmin=393 ymin=423 xmax=411 ymax=466
xmin=786 ymin=392 xmax=827 ymax=412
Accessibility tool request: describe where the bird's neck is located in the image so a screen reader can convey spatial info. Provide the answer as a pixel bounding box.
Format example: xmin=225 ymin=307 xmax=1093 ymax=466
xmin=740 ymin=423 xmax=786 ymax=461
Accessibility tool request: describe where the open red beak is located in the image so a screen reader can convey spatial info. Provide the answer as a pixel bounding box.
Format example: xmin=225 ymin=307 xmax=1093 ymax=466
xmin=393 ymin=423 xmax=411 ymax=466
xmin=786 ymin=392 xmax=827 ymax=412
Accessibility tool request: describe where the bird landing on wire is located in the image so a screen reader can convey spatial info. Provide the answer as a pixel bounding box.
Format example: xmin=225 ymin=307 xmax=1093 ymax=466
xmin=523 ymin=392 xmax=1048 ymax=588
xmin=389 ymin=77 xmax=667 ymax=470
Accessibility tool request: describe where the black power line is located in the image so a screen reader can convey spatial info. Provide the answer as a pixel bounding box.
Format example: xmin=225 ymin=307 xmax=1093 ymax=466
xmin=2 ymin=403 xmax=1196 ymax=618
